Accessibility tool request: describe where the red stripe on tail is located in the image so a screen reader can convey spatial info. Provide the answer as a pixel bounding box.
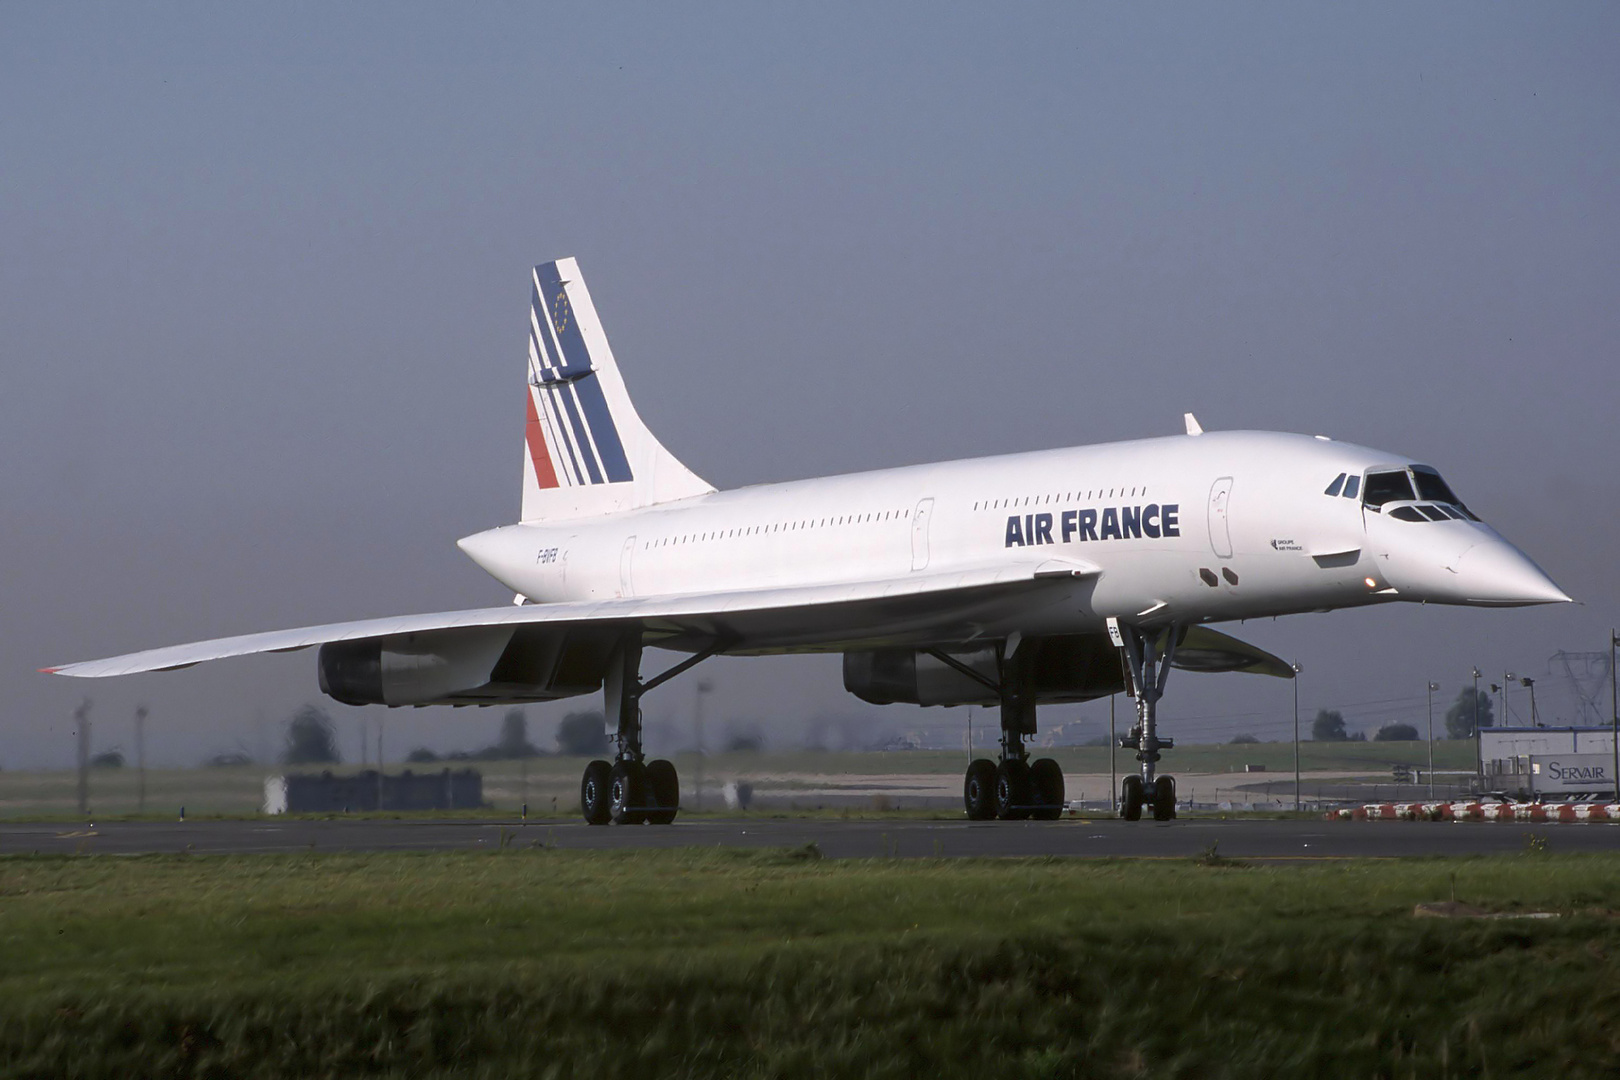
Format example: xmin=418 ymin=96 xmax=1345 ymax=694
xmin=525 ymin=392 xmax=560 ymax=489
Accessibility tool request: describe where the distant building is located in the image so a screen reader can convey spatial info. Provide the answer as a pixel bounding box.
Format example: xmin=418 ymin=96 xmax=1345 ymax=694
xmin=263 ymin=768 xmax=484 ymax=814
xmin=1482 ymin=725 xmax=1614 ymax=760
xmin=1481 ymin=727 xmax=1616 ymax=798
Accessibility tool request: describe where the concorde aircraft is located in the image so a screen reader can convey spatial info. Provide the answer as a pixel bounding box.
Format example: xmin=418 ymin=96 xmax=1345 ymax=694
xmin=45 ymin=258 xmax=1571 ymax=824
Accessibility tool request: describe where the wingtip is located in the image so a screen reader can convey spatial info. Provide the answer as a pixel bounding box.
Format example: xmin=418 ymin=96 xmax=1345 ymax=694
xmin=37 ymin=666 xmax=61 ymax=675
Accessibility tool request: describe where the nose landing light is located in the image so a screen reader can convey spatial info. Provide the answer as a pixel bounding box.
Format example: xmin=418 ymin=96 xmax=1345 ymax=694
xmin=1363 ymin=574 xmax=1399 ymax=596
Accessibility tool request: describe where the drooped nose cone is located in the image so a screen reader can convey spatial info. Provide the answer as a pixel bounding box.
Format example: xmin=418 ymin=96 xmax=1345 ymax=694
xmin=1447 ymin=540 xmax=1572 ymax=606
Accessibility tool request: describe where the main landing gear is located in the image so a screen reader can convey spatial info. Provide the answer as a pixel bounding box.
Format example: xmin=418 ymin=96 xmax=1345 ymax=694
xmin=1110 ymin=619 xmax=1179 ymax=822
xmin=949 ymin=642 xmax=1066 ymax=821
xmin=580 ymin=636 xmax=721 ymax=826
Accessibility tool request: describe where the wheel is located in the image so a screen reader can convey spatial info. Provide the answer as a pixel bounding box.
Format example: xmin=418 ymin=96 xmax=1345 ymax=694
xmin=1030 ymin=758 xmax=1065 ymax=821
xmin=995 ymin=759 xmax=1033 ymax=820
xmin=581 ymin=759 xmax=612 ymax=825
xmin=1120 ymin=774 xmax=1144 ymax=821
xmin=645 ymin=759 xmax=680 ymax=825
xmin=1152 ymin=775 xmax=1177 ymax=822
xmin=963 ymin=759 xmax=997 ymax=820
xmin=609 ymin=760 xmax=648 ymax=825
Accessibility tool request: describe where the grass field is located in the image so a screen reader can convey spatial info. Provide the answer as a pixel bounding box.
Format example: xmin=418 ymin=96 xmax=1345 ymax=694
xmin=1 ymin=741 xmax=1476 ymax=819
xmin=2 ymin=847 xmax=1617 ymax=1077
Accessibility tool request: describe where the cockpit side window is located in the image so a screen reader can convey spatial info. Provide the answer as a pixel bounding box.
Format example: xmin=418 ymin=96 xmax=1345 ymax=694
xmin=1362 ymin=470 xmax=1416 ymax=508
xmin=1412 ymin=466 xmax=1461 ymax=505
xmin=1342 ymin=474 xmax=1360 ymax=499
xmin=1324 ymin=474 xmax=1345 ymax=497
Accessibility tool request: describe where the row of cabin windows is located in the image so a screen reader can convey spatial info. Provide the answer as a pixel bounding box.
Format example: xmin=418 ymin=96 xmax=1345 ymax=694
xmin=645 ymin=508 xmax=910 ymax=550
xmin=972 ymin=486 xmax=1146 ymax=512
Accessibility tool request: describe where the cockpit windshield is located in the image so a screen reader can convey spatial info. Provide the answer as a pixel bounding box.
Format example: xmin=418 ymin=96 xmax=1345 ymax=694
xmin=1411 ymin=466 xmax=1461 ymax=504
xmin=1362 ymin=470 xmax=1416 ymax=508
xmin=1360 ymin=464 xmax=1480 ymax=521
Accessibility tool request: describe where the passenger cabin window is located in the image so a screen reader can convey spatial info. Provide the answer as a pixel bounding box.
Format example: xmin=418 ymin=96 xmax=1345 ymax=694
xmin=1362 ymin=470 xmax=1416 ymax=508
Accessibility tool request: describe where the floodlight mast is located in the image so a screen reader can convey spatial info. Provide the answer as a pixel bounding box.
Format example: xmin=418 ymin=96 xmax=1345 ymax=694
xmin=1109 ymin=694 xmax=1116 ymax=817
xmin=1471 ymin=667 xmax=1483 ymax=791
xmin=1611 ymin=630 xmax=1617 ymax=801
xmin=1426 ymin=681 xmax=1439 ymax=799
xmin=1292 ymin=662 xmax=1303 ymax=813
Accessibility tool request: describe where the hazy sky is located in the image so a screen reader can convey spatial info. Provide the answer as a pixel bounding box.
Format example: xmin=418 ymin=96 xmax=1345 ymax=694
xmin=4 ymin=4 xmax=1617 ymax=769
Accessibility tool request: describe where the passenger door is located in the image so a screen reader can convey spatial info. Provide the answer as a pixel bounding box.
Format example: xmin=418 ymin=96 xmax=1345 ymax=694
xmin=1207 ymin=477 xmax=1234 ymax=559
xmin=911 ymin=498 xmax=935 ymax=571
xmin=619 ymin=535 xmax=636 ymax=598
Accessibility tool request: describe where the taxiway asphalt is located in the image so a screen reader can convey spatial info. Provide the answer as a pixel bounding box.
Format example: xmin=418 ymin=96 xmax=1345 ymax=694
xmin=4 ymin=815 xmax=1618 ymax=859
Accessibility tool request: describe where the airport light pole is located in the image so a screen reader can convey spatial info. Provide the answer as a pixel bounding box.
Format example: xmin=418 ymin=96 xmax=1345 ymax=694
xmin=1426 ymin=682 xmax=1438 ymax=799
xmin=1292 ymin=662 xmax=1303 ymax=813
xmin=135 ymin=704 xmax=148 ymax=815
xmin=1611 ymin=629 xmax=1618 ymax=800
xmin=1471 ymin=667 xmax=1483 ymax=791
xmin=1502 ymin=673 xmax=1515 ymax=726
xmin=694 ymin=679 xmax=712 ymax=811
xmin=1520 ymin=676 xmax=1538 ymax=727
xmin=1109 ymin=693 xmax=1116 ymax=814
xmin=74 ymin=699 xmax=91 ymax=817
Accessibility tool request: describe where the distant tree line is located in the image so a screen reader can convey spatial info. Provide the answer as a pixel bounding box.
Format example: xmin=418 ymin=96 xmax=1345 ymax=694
xmin=404 ymin=709 xmax=612 ymax=764
xmin=284 ymin=705 xmax=340 ymax=765
xmin=1307 ymin=688 xmax=1497 ymax=743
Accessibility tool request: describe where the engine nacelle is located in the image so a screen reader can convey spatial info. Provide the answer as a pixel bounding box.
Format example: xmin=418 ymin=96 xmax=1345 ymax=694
xmin=843 ymin=635 xmax=1125 ymax=707
xmin=319 ymin=626 xmax=615 ymax=707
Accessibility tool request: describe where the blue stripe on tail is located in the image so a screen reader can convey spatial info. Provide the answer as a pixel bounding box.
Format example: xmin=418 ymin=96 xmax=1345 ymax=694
xmin=535 ymin=263 xmax=633 ymax=483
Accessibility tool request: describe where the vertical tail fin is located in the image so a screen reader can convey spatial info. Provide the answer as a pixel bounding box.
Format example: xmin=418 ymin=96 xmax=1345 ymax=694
xmin=521 ymin=258 xmax=713 ymax=521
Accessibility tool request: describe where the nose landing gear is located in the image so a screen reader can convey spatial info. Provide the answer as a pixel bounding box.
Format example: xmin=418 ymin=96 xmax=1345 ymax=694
xmin=1110 ymin=618 xmax=1180 ymax=822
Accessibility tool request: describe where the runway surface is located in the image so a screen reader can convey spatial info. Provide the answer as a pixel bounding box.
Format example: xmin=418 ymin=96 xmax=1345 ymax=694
xmin=6 ymin=815 xmax=1619 ymax=859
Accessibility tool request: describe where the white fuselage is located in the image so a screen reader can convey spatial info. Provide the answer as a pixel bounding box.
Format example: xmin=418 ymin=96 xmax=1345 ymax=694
xmin=457 ymin=430 xmax=1566 ymax=649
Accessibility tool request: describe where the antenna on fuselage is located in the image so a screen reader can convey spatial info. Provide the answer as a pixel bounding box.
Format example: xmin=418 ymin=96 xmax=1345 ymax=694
xmin=1183 ymin=413 xmax=1204 ymax=436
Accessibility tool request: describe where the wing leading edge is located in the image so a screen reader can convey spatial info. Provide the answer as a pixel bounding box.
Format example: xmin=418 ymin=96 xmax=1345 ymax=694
xmin=44 ymin=559 xmax=1105 ymax=680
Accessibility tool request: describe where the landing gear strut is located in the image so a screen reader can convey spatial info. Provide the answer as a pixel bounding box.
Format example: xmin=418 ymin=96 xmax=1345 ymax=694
xmin=946 ymin=642 xmax=1065 ymax=822
xmin=581 ymin=636 xmax=721 ymax=826
xmin=1111 ymin=619 xmax=1179 ymax=822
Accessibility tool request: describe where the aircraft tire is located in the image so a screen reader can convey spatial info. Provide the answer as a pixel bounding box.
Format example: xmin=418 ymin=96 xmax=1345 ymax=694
xmin=1152 ymin=775 xmax=1177 ymax=822
xmin=1120 ymin=775 xmax=1144 ymax=821
xmin=1030 ymin=758 xmax=1065 ymax=820
xmin=995 ymin=759 xmax=1033 ymax=820
xmin=610 ymin=760 xmax=648 ymax=825
xmin=963 ymin=758 xmax=997 ymax=820
xmin=645 ymin=759 xmax=680 ymax=825
xmin=581 ymin=759 xmax=613 ymax=825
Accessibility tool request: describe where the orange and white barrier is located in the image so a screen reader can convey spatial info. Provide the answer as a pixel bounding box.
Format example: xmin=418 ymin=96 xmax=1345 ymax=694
xmin=1340 ymin=800 xmax=1620 ymax=823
